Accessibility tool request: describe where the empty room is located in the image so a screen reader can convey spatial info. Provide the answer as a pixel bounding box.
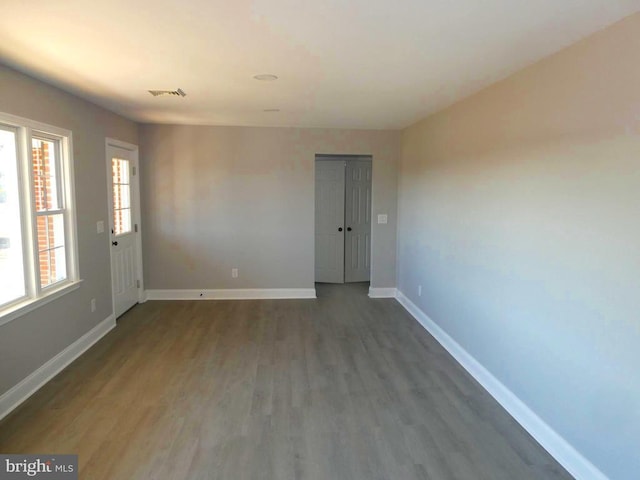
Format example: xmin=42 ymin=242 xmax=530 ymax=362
xmin=0 ymin=1 xmax=638 ymax=479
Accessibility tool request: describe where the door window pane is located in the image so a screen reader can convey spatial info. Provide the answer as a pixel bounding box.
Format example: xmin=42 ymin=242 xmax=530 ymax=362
xmin=112 ymin=158 xmax=131 ymax=235
xmin=0 ymin=127 xmax=26 ymax=305
xmin=114 ymin=184 xmax=131 ymax=209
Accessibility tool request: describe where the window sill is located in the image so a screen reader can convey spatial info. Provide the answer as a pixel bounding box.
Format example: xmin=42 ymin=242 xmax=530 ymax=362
xmin=0 ymin=280 xmax=83 ymax=327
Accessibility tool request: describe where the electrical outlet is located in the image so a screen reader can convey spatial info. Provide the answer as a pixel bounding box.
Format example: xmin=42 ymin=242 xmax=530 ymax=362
xmin=418 ymin=285 xmax=422 ymax=297
xmin=90 ymin=298 xmax=96 ymax=312
xmin=232 ymin=268 xmax=238 ymax=278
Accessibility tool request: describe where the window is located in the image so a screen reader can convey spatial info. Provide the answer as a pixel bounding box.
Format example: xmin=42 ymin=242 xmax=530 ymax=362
xmin=0 ymin=113 xmax=79 ymax=323
xmin=0 ymin=125 xmax=25 ymax=306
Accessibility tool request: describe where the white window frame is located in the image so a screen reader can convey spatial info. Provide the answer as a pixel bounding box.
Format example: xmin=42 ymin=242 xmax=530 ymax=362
xmin=0 ymin=112 xmax=81 ymax=326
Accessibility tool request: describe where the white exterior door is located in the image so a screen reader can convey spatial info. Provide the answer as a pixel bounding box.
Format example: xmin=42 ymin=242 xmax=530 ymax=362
xmin=107 ymin=141 xmax=140 ymax=318
xmin=315 ymin=160 xmax=345 ymax=283
xmin=344 ymin=159 xmax=372 ymax=283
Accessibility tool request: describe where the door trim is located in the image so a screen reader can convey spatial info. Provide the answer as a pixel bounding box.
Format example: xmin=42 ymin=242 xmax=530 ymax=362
xmin=314 ymin=154 xmax=373 ymax=284
xmin=105 ymin=138 xmax=144 ymax=318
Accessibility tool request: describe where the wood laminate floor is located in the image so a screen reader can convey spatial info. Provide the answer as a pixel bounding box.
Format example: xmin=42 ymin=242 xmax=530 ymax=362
xmin=0 ymin=283 xmax=573 ymax=479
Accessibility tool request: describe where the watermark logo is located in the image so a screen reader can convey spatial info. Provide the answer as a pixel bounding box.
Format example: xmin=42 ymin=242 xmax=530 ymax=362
xmin=0 ymin=455 xmax=77 ymax=479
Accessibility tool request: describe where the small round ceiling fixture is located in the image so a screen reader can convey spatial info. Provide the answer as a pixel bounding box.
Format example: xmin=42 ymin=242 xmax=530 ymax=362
xmin=253 ymin=74 xmax=278 ymax=81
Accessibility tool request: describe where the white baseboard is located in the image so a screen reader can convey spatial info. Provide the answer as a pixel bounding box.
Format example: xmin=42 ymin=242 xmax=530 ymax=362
xmin=145 ymin=288 xmax=317 ymax=301
xmin=0 ymin=314 xmax=116 ymax=422
xmin=395 ymin=290 xmax=607 ymax=480
xmin=368 ymin=287 xmax=398 ymax=298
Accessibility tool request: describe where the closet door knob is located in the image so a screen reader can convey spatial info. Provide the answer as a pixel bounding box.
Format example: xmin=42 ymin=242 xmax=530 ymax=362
xmin=338 ymin=227 xmax=343 ymax=232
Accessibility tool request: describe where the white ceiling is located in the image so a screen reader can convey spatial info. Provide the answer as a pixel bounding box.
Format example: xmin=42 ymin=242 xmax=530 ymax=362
xmin=0 ymin=1 xmax=638 ymax=129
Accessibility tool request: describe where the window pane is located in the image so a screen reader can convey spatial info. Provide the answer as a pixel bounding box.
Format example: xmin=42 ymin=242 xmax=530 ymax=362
xmin=0 ymin=127 xmax=26 ymax=305
xmin=38 ymin=248 xmax=51 ymax=287
xmin=50 ymin=246 xmax=67 ymax=285
xmin=51 ymin=214 xmax=65 ymax=248
xmin=32 ymin=138 xmax=59 ymax=211
xmin=37 ymin=213 xmax=66 ymax=287
xmin=36 ymin=216 xmax=47 ymax=252
xmin=112 ymin=157 xmax=132 ymax=236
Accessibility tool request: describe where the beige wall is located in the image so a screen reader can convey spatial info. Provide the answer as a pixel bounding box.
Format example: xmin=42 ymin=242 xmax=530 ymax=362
xmin=398 ymin=13 xmax=640 ymax=479
xmin=139 ymin=125 xmax=399 ymax=290
xmin=0 ymin=65 xmax=138 ymax=395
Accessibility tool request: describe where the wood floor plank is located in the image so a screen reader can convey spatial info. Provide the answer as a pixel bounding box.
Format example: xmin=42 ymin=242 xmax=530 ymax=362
xmin=0 ymin=282 xmax=573 ymax=479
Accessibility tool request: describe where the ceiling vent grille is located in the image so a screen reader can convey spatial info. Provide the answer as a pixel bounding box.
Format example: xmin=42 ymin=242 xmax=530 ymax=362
xmin=148 ymin=88 xmax=186 ymax=97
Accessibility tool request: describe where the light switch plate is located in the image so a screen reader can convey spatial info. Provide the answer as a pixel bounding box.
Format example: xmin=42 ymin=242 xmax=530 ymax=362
xmin=96 ymin=221 xmax=104 ymax=233
xmin=377 ymin=214 xmax=388 ymax=224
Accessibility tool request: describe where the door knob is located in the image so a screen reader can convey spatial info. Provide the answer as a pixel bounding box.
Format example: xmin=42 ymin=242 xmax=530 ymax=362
xmin=338 ymin=227 xmax=343 ymax=232
xmin=347 ymin=227 xmax=352 ymax=231
xmin=112 ymin=241 xmax=118 ymax=246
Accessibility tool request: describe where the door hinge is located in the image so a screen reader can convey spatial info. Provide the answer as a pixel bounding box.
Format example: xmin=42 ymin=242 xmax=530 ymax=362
xmin=137 ymin=279 xmax=140 ymax=288
xmin=134 ymin=223 xmax=138 ymax=233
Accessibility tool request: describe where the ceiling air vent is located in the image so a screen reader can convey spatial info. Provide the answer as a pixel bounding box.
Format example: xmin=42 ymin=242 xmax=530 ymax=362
xmin=148 ymin=88 xmax=186 ymax=97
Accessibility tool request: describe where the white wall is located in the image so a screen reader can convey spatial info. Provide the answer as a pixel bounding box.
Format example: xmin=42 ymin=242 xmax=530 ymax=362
xmin=397 ymin=14 xmax=640 ymax=480
xmin=139 ymin=124 xmax=399 ymax=291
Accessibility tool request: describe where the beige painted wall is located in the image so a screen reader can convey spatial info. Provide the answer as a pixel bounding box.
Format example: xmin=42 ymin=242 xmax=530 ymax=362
xmin=398 ymin=13 xmax=640 ymax=479
xmin=139 ymin=125 xmax=399 ymax=291
xmin=0 ymin=65 xmax=138 ymax=395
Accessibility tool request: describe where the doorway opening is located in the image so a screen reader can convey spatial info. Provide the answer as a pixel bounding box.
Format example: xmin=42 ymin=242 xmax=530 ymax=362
xmin=314 ymin=155 xmax=372 ymax=284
